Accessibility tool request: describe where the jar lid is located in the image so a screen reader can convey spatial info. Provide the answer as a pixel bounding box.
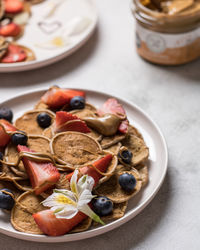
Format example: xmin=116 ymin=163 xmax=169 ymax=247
xmin=132 ymin=0 xmax=200 ymax=33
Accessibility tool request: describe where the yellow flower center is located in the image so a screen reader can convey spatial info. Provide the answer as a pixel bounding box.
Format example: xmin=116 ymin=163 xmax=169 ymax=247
xmin=51 ymin=37 xmax=64 ymax=47
xmin=56 ymin=195 xmax=76 ymax=205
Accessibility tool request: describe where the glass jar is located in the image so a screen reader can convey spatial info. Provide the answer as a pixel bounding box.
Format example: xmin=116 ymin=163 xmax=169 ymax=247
xmin=132 ymin=0 xmax=200 ymax=65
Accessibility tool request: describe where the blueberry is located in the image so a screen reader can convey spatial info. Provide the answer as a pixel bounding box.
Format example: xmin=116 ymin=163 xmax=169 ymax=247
xmin=0 ymin=188 xmax=15 ymax=210
xmin=92 ymin=196 xmax=113 ymax=216
xmin=119 ymin=173 xmax=136 ymax=192
xmin=37 ymin=113 xmax=52 ymax=128
xmin=70 ymin=96 xmax=85 ymax=110
xmin=118 ymin=149 xmax=133 ymax=164
xmin=0 ymin=152 xmax=3 ymax=166
xmin=0 ymin=107 xmax=13 ymax=122
xmin=11 ymin=132 xmax=28 ymax=146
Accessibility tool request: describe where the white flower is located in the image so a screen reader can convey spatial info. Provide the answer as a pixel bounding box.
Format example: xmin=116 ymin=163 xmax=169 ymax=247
xmin=42 ymin=169 xmax=104 ymax=225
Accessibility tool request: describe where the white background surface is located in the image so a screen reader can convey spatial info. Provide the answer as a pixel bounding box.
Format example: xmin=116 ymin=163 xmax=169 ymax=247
xmin=0 ymin=0 xmax=200 ymax=249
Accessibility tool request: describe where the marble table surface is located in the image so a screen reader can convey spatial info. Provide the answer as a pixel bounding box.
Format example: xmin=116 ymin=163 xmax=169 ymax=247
xmin=0 ymin=0 xmax=200 ymax=249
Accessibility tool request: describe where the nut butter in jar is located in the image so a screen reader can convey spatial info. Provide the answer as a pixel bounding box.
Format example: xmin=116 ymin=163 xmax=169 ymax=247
xmin=132 ymin=0 xmax=200 ymax=65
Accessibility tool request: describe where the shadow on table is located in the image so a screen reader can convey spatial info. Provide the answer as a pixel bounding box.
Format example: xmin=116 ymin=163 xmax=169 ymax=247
xmin=0 ymin=164 xmax=172 ymax=250
xmin=0 ymin=28 xmax=99 ymax=88
xmin=156 ymin=58 xmax=200 ymax=83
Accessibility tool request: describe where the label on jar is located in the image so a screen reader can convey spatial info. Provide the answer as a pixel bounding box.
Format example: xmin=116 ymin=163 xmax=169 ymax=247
xmin=136 ymin=23 xmax=200 ymax=65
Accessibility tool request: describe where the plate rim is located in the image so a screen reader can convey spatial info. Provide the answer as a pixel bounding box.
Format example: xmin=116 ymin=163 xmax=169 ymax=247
xmin=0 ymin=0 xmax=98 ymax=73
xmin=0 ymin=87 xmax=168 ymax=242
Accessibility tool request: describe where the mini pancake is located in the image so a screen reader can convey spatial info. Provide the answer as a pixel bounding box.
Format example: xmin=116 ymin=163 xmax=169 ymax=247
xmin=98 ymin=152 xmax=118 ymax=184
xmin=121 ymin=134 xmax=149 ymax=166
xmin=15 ymin=109 xmax=55 ymax=136
xmin=0 ymin=0 xmax=5 ymax=20
xmin=2 ymin=147 xmax=26 ymax=179
xmin=0 ymin=180 xmax=22 ymax=198
xmin=4 ymin=135 xmax=51 ymax=177
xmin=70 ymin=217 xmax=92 ymax=233
xmin=95 ymin=167 xmax=142 ymax=203
xmin=42 ymin=127 xmax=54 ymax=139
xmin=55 ymin=173 xmax=70 ymax=190
xmin=101 ymin=134 xmax=126 ymax=149
xmin=87 ymin=128 xmax=102 ymax=142
xmin=137 ymin=164 xmax=148 ymax=187
xmin=2 ymin=162 xmax=27 ymax=180
xmin=70 ymin=103 xmax=97 ymax=119
xmin=28 ymin=134 xmax=51 ymax=153
xmin=34 ymin=101 xmax=57 ymax=113
xmin=11 ymin=191 xmax=45 ymax=234
xmin=50 ymin=131 xmax=102 ymax=168
xmin=0 ymin=36 xmax=9 ymax=59
xmin=128 ymin=124 xmax=143 ymax=139
xmin=34 ymin=101 xmax=49 ymax=110
xmin=100 ymin=201 xmax=128 ymax=222
xmin=105 ymin=142 xmax=121 ymax=155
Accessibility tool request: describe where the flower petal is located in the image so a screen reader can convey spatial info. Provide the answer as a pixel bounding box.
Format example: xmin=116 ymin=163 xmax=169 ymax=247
xmin=42 ymin=192 xmax=76 ymax=207
xmin=78 ymin=175 xmax=94 ymax=192
xmin=78 ymin=189 xmax=95 ymax=207
xmin=79 ymin=204 xmax=105 ymax=225
xmin=54 ymin=189 xmax=76 ymax=202
xmin=53 ymin=205 xmax=78 ymax=219
xmin=42 ymin=193 xmax=61 ymax=207
xmin=70 ymin=169 xmax=79 ymax=196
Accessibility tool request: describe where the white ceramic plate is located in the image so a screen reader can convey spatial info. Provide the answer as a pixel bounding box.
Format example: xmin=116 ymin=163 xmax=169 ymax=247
xmin=0 ymin=0 xmax=98 ymax=72
xmin=0 ymin=88 xmax=168 ymax=242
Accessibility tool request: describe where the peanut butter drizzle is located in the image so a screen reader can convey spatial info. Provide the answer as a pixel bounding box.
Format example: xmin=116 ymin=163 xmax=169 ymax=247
xmin=83 ymin=114 xmax=123 ymax=136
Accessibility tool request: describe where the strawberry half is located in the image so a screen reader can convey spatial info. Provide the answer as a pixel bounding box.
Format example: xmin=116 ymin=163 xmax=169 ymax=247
xmin=33 ymin=210 xmax=87 ymax=236
xmin=33 ymin=154 xmax=112 ymax=236
xmin=0 ymin=23 xmax=21 ymax=37
xmin=1 ymin=44 xmax=27 ymax=63
xmin=0 ymin=119 xmax=17 ymax=147
xmin=53 ymin=111 xmax=90 ymax=133
xmin=41 ymin=87 xmax=85 ymax=108
xmin=66 ymin=154 xmax=113 ymax=187
xmin=97 ymin=98 xmax=129 ymax=134
xmin=17 ymin=145 xmax=60 ymax=195
xmin=5 ymin=0 xmax=24 ymax=14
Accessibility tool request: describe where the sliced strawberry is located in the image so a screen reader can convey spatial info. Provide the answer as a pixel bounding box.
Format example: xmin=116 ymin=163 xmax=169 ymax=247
xmin=97 ymin=98 xmax=129 ymax=134
xmin=1 ymin=44 xmax=27 ymax=63
xmin=0 ymin=119 xmax=17 ymax=147
xmin=97 ymin=98 xmax=125 ymax=117
xmin=41 ymin=87 xmax=85 ymax=108
xmin=53 ymin=111 xmax=90 ymax=133
xmin=61 ymin=89 xmax=85 ymax=100
xmin=0 ymin=22 xmax=21 ymax=37
xmin=33 ymin=209 xmax=87 ymax=236
xmin=5 ymin=0 xmax=24 ymax=14
xmin=66 ymin=154 xmax=112 ymax=187
xmin=58 ymin=120 xmax=91 ymax=133
xmin=17 ymin=145 xmax=60 ymax=195
xmin=119 ymin=119 xmax=129 ymax=134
